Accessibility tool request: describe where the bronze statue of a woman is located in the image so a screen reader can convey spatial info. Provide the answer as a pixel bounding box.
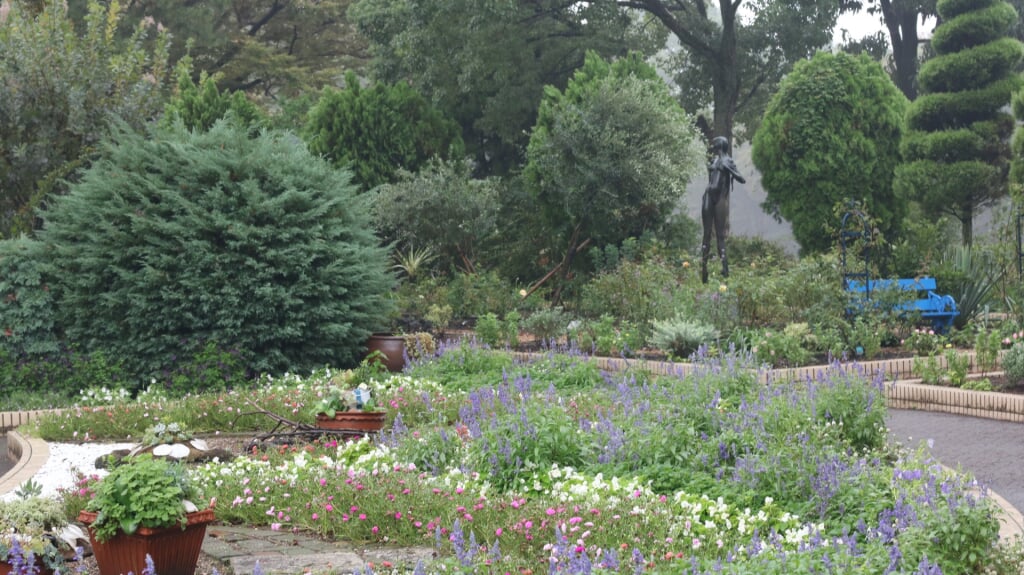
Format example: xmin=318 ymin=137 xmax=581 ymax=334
xmin=701 ymin=136 xmax=745 ymax=284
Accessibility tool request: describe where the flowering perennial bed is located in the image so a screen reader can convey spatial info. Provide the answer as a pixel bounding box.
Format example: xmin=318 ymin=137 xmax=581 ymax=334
xmin=31 ymin=345 xmax=1024 ymax=574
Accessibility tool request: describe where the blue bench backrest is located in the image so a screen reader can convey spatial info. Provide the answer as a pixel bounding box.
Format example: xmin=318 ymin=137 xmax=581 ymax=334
xmin=846 ymin=277 xmax=938 ymax=293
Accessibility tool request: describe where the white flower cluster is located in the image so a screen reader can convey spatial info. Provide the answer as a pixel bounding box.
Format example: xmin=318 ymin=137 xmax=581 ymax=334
xmin=75 ymin=386 xmax=132 ymax=407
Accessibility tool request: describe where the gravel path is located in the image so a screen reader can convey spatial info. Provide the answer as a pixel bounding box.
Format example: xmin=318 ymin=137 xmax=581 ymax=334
xmin=1 ymin=441 xmax=134 ymax=502
xmin=886 ymin=409 xmax=1024 ymax=514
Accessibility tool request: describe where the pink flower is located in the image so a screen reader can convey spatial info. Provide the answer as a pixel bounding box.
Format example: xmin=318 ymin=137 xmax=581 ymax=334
xmin=372 ymin=526 xmax=380 ymax=534
xmin=270 ymin=523 xmax=282 ymax=531
xmin=395 ymin=512 xmax=402 ymax=519
xmin=325 ymin=504 xmax=334 ymax=512
xmin=359 ymin=514 xmax=367 ymax=520
xmin=546 ymin=508 xmax=558 ymax=516
xmin=312 ymin=513 xmax=319 ymax=520
xmin=495 ymin=528 xmax=503 ymax=537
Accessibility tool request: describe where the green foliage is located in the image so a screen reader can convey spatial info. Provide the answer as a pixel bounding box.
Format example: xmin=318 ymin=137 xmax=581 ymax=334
xmin=753 ymin=51 xmax=908 ymax=255
xmin=443 ymin=271 xmax=523 ymax=319
xmin=468 ymin=402 xmax=594 ymax=492
xmin=0 ymin=495 xmax=70 ymax=568
xmin=847 ymin=316 xmax=884 ymax=360
xmin=521 ymin=307 xmax=575 ymax=344
xmin=0 ymin=346 xmax=129 ymax=409
xmin=86 ymin=455 xmax=201 ymax=543
xmin=162 ymin=58 xmax=266 ymax=134
xmin=752 ymin=324 xmax=813 ymax=367
xmin=975 ymin=329 xmax=1002 ymax=372
xmin=141 ymin=422 xmax=194 ymax=447
xmin=888 ymin=214 xmax=956 ymax=277
xmin=164 ymin=341 xmax=250 ymax=396
xmin=729 ymin=255 xmax=846 ymax=330
xmin=350 ymin=0 xmax=660 ymax=175
xmin=576 ymin=257 xmax=685 ymax=332
xmin=37 ymin=121 xmax=395 ymax=379
xmin=0 ymin=237 xmax=59 ymax=356
xmin=0 ymin=0 xmax=170 ymax=237
xmin=1002 ymin=342 xmax=1024 ymax=383
xmin=649 ymin=316 xmax=717 ymax=359
xmin=904 ymin=328 xmax=946 ymax=356
xmin=305 ymin=73 xmax=464 ymax=191
xmin=898 ymin=0 xmax=1023 ymax=245
xmin=525 ymin=51 xmax=703 ymax=256
xmin=571 ymin=315 xmax=644 ymax=356
xmin=473 ymin=312 xmax=520 ymax=349
xmin=373 ymin=159 xmax=500 ymax=273
xmin=934 ymin=245 xmax=1003 ymax=329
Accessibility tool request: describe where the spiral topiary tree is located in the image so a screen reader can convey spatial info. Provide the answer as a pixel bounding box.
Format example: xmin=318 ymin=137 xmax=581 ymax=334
xmin=37 ymin=120 xmax=395 ymax=379
xmin=895 ymin=0 xmax=1024 ymax=246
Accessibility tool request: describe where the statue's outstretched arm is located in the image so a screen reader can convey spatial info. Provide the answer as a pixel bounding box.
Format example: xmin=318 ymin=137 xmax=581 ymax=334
xmin=725 ymin=158 xmax=746 ymax=184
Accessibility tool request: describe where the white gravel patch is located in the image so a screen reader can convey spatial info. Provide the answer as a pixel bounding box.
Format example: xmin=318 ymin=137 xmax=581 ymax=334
xmin=2 ymin=441 xmax=135 ymax=501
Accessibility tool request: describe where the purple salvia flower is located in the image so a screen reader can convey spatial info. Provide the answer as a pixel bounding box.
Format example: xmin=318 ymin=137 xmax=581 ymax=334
xmin=631 ymin=548 xmax=645 ymax=575
xmin=142 ymin=555 xmax=157 ymax=575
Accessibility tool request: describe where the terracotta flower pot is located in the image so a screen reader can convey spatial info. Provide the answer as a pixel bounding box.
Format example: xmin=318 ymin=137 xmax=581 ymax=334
xmin=0 ymin=557 xmax=53 ymax=575
xmin=78 ymin=508 xmax=215 ymax=575
xmin=365 ymin=334 xmax=406 ymax=372
xmin=315 ymin=411 xmax=386 ymax=432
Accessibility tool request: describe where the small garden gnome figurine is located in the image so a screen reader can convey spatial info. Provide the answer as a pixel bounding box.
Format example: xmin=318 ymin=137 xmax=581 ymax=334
xmin=701 ymin=136 xmax=745 ymax=284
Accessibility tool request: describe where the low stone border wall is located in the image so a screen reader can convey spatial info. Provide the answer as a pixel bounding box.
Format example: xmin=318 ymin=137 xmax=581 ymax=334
xmin=0 ymin=430 xmax=49 ymax=495
xmin=514 ymin=351 xmax=1024 ymax=422
xmin=0 ymin=410 xmax=50 ymax=433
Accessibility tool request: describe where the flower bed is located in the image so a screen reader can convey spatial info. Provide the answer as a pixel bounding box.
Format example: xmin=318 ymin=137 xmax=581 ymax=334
xmin=179 ymin=347 xmax=1022 ymax=574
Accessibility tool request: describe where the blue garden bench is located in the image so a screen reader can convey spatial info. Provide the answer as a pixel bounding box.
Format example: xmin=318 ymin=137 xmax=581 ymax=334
xmin=845 ymin=277 xmax=959 ymax=333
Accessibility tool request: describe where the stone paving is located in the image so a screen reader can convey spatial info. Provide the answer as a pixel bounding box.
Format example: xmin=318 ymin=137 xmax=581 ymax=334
xmin=202 ymin=524 xmax=434 ymax=574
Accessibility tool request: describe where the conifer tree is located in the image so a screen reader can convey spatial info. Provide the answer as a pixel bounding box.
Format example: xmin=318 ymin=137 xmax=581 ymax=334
xmin=38 ymin=120 xmax=395 ymax=378
xmin=305 ymin=73 xmax=464 ymax=191
xmin=894 ymin=0 xmax=1024 ymax=245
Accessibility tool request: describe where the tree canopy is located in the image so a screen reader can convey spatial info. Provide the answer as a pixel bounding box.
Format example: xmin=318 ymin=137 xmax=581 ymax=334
xmin=753 ymin=51 xmax=909 ymax=255
xmin=304 ymin=73 xmax=465 ymax=191
xmin=66 ymin=0 xmax=368 ymax=98
xmin=631 ymin=0 xmax=845 ymax=143
xmin=0 ymin=0 xmax=169 ymax=237
xmin=524 ymin=51 xmax=703 ymax=294
xmin=350 ymin=0 xmax=661 ymax=175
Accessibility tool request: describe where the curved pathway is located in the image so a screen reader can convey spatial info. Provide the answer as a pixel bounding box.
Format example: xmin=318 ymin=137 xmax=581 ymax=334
xmin=887 ymin=408 xmax=1024 ymax=515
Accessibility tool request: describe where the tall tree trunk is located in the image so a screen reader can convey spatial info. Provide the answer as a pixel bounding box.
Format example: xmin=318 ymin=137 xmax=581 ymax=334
xmin=880 ymin=0 xmax=922 ymax=100
xmin=712 ymin=1 xmax=740 ymax=143
xmin=960 ymin=203 xmax=974 ymax=246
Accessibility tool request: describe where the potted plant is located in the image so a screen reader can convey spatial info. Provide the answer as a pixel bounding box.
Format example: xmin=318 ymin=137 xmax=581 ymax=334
xmin=77 ymin=455 xmax=214 ymax=575
xmin=365 ymin=331 xmax=436 ymax=372
xmin=311 ymin=370 xmax=387 ymax=432
xmin=0 ymin=491 xmax=84 ymax=575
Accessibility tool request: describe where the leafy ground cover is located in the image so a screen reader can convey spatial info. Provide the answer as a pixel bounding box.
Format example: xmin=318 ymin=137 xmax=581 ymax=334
xmin=24 ymin=342 xmax=1024 ymax=574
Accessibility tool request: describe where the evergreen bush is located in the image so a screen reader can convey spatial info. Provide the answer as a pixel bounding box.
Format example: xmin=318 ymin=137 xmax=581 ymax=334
xmin=0 ymin=237 xmax=59 ymax=357
xmin=1002 ymin=342 xmax=1024 ymax=383
xmin=37 ymin=121 xmax=394 ymax=379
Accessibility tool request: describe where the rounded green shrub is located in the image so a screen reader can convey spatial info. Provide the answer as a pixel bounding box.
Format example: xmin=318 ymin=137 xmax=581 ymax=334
xmin=38 ymin=120 xmax=395 ymax=378
xmin=1002 ymin=342 xmax=1024 ymax=383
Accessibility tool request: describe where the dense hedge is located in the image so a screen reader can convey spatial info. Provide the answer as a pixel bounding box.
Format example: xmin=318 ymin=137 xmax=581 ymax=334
xmin=0 ymin=237 xmax=59 ymax=357
xmin=37 ymin=120 xmax=395 ymax=379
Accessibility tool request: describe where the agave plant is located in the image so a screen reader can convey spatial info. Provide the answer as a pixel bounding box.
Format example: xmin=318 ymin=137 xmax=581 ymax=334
xmin=942 ymin=245 xmax=1004 ymax=330
xmin=392 ymin=245 xmax=437 ymax=282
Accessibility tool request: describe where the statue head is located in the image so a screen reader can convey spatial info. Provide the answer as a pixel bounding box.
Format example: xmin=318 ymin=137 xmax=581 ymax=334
xmin=710 ymin=136 xmax=730 ymax=154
